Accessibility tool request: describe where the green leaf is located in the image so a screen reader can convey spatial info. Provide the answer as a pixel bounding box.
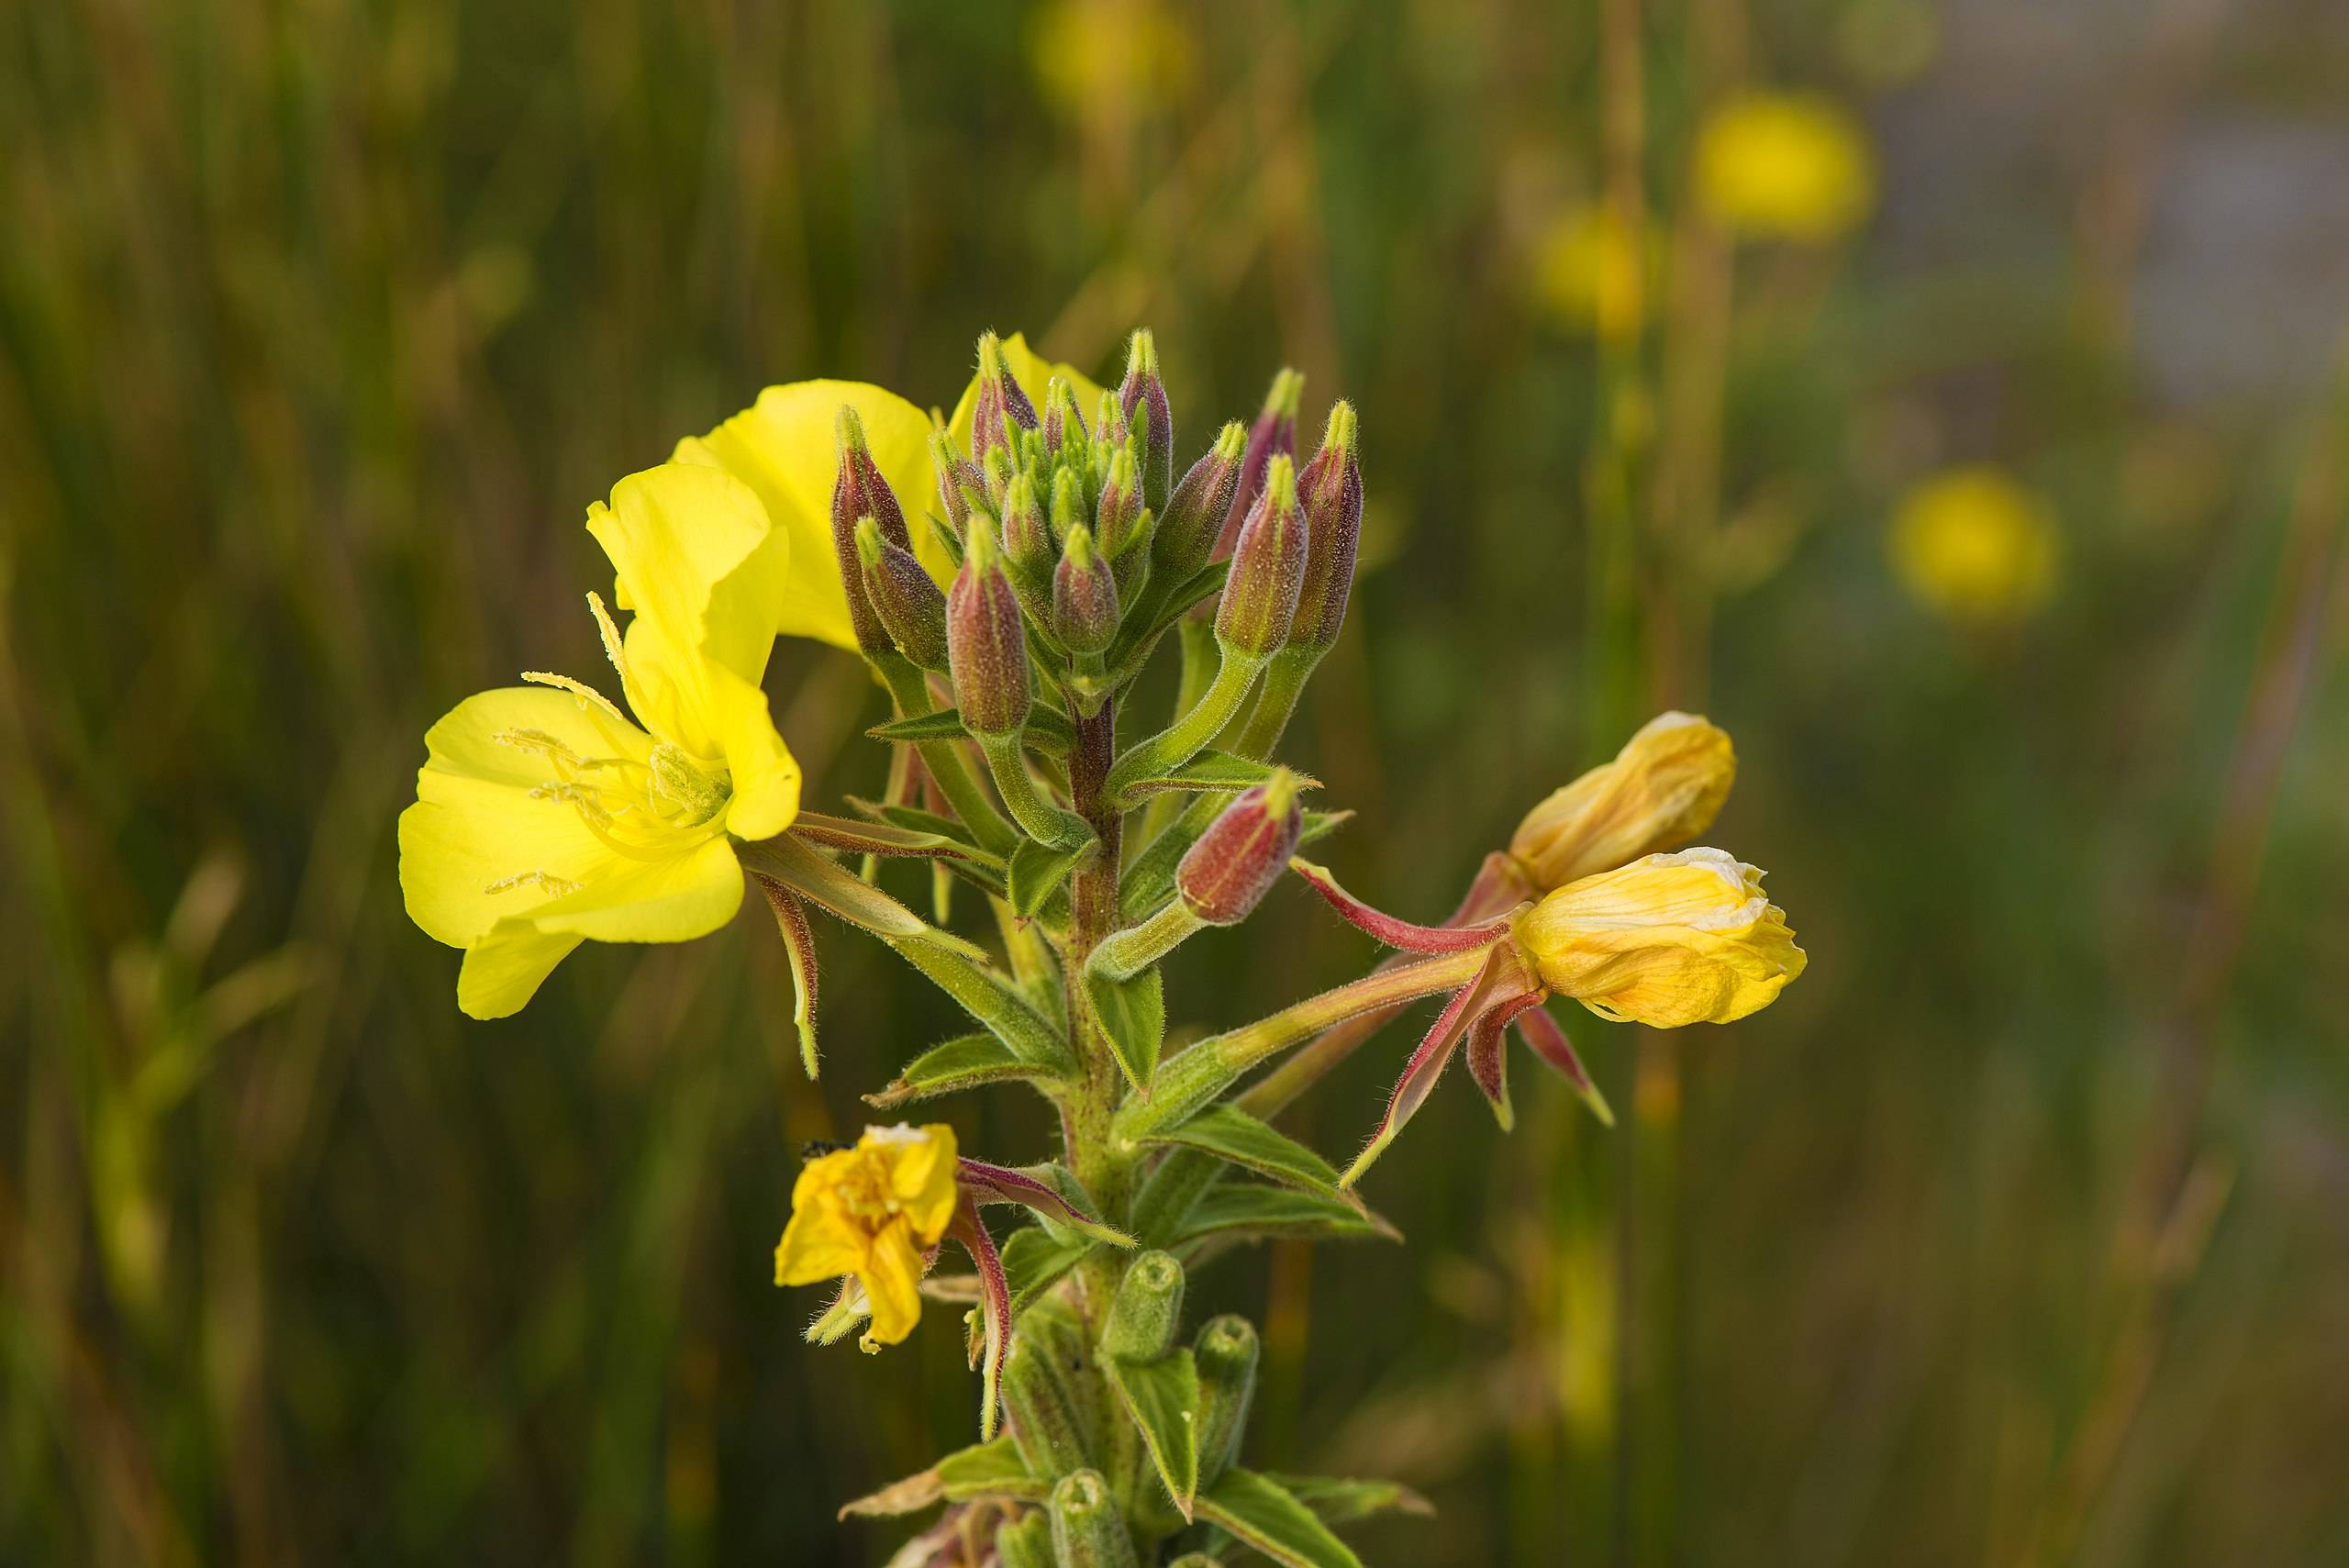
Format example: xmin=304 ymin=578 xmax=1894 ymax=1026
xmin=740 ymin=834 xmax=985 ymax=956
xmin=1000 ymin=1227 xmax=1095 ymax=1316
xmin=1195 ymin=1469 xmax=1364 ymax=1568
xmin=1081 ymin=963 xmax=1164 ymax=1095
xmin=863 ymin=1033 xmax=1065 ymax=1109
xmin=888 ymin=941 xmax=1074 ymax=1072
xmin=1138 ymin=1106 xmax=1348 ymax=1202
xmin=1115 ymin=750 xmax=1315 ymax=803
xmin=1297 ymin=808 xmax=1353 ymax=850
xmin=835 ymin=1464 xmax=944 ymax=1519
xmin=1105 ymin=1350 xmax=1202 ymax=1518
xmin=790 ymin=808 xmax=997 ymax=866
xmin=936 ymin=1437 xmax=1047 ymax=1503
xmin=1008 ymin=837 xmax=1085 ymax=918
xmin=866 ymin=708 xmax=973 ymax=744
xmin=1264 ymin=1473 xmax=1435 ymax=1526
xmin=1169 ymin=1184 xmax=1397 ymax=1251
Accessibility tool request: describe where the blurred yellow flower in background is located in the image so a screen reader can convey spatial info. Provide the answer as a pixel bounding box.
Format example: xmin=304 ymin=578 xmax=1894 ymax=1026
xmin=1889 ymin=464 xmax=2060 ymax=624
xmin=1519 ymin=848 xmax=1806 ymax=1027
xmin=1695 ymin=91 xmax=1876 ymax=242
xmin=1030 ymin=0 xmax=1195 ymax=122
xmin=1509 ymin=712 xmax=1736 ymax=891
xmin=1532 ymin=203 xmax=1650 ymax=339
xmin=775 ymin=1124 xmax=960 ymax=1351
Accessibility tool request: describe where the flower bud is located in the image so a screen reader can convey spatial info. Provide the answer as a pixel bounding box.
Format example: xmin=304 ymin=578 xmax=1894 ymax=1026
xmin=946 ymin=520 xmax=1032 ymax=737
xmin=1041 ymin=373 xmax=1088 ymax=458
xmin=1094 ymin=443 xmax=1144 ymax=561
xmin=831 ymin=406 xmax=913 ymax=655
xmin=1194 ymin=1314 xmax=1260 ymax=1487
xmin=970 ymin=331 xmax=1039 ymax=467
xmin=1214 ymin=454 xmax=1306 ymax=658
xmin=1003 ymin=1334 xmax=1095 ymax=1479
xmin=1517 ymin=847 xmax=1806 ymax=1027
xmin=1176 ymin=770 xmax=1304 ymax=925
xmin=1152 ymin=420 xmax=1247 ymax=581
xmin=1213 ymin=367 xmax=1302 ymax=562
xmin=1052 ymin=524 xmax=1119 ymax=654
xmin=930 ymin=429 xmax=984 ymax=540
xmin=980 ymin=444 xmax=1015 ymax=511
xmin=999 ymin=471 xmax=1052 ymax=577
xmin=1050 ymin=1471 xmax=1138 ymax=1568
xmin=1287 ymin=400 xmax=1362 ymax=656
xmin=854 ymin=517 xmax=950 ymax=671
xmin=1508 ymin=712 xmax=1735 ymax=889
xmin=1118 ymin=328 xmax=1174 ymax=513
xmin=995 ymin=1513 xmax=1055 ymax=1568
xmin=1099 ymin=1249 xmax=1186 ymax=1361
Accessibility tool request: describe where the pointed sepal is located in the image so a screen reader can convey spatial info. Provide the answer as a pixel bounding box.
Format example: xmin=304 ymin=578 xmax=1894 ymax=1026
xmin=956 ymin=1158 xmax=1137 ymax=1249
xmin=1288 ymin=858 xmax=1518 ymax=953
xmin=1515 ymin=1000 xmax=1616 ymax=1127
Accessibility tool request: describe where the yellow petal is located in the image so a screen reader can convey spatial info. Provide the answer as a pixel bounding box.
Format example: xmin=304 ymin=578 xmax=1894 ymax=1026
xmin=945 ymin=332 xmax=1108 ymax=464
xmin=1695 ymin=92 xmax=1875 ymax=243
xmin=776 ymin=1151 xmax=875 ymax=1285
xmin=876 ymin=1122 xmax=961 ymax=1242
xmin=1508 ymin=712 xmax=1735 ymax=889
xmin=455 ymin=926 xmax=584 ymax=1020
xmin=856 ymin=1219 xmax=930 ymax=1348
xmin=677 ymin=380 xmax=938 ymax=647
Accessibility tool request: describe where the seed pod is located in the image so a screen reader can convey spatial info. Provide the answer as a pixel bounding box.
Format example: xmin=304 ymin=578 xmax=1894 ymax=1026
xmin=1153 ymin=421 xmax=1248 ymax=581
xmin=1002 ymin=1332 xmax=1094 ymax=1479
xmin=1287 ymin=401 xmax=1363 ymax=656
xmin=1213 ymin=368 xmax=1302 ymax=563
xmin=1099 ymin=1250 xmax=1186 ymax=1361
xmin=1053 ymin=524 xmax=1119 ymax=655
xmin=853 ymin=517 xmax=950 ymax=671
xmin=1041 ymin=373 xmax=1088 ymax=458
xmin=829 ymin=406 xmax=915 ymax=655
xmin=970 ymin=331 xmax=1040 ymax=468
xmin=995 ymin=1512 xmax=1056 ymax=1568
xmin=1049 ymin=1471 xmax=1139 ymax=1568
xmin=930 ymin=429 xmax=984 ymax=540
xmin=1214 ymin=455 xmax=1306 ymax=658
xmin=946 ymin=520 xmax=1032 ymax=737
xmin=1176 ymin=771 xmax=1305 ymax=925
xmin=1118 ymin=328 xmax=1174 ymax=514
xmin=1194 ymin=1314 xmax=1260 ymax=1487
xmin=1000 ymin=472 xmax=1052 ymax=577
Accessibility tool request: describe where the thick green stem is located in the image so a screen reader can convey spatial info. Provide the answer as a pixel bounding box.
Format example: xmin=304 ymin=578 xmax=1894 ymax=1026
xmin=1235 ymin=644 xmax=1322 ymax=759
xmin=1085 ymin=898 xmax=1204 ymax=983
xmin=1136 ymin=617 xmax=1222 ymax=850
xmin=1103 ymin=648 xmax=1264 ymax=799
xmin=977 ymin=729 xmax=1095 ymax=849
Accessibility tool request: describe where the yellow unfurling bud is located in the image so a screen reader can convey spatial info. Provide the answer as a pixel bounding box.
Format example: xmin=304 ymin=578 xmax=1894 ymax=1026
xmin=1518 ymin=848 xmax=1805 ymax=1028
xmin=1508 ymin=713 xmax=1736 ymax=892
xmin=774 ymin=1123 xmax=959 ymax=1350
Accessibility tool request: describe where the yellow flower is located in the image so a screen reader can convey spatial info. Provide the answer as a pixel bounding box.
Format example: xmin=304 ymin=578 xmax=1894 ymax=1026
xmin=1519 ymin=848 xmax=1805 ymax=1027
xmin=1509 ymin=713 xmax=1737 ymax=891
xmin=944 ymin=331 xmax=1108 ymax=462
xmin=775 ymin=1123 xmax=960 ymax=1349
xmin=1695 ymin=92 xmax=1875 ymax=242
xmin=398 ymin=463 xmax=802 ymax=1018
xmin=674 ymin=381 xmax=940 ymax=650
xmin=1889 ymin=464 xmax=2059 ymax=624
xmin=1532 ymin=203 xmax=1650 ymax=339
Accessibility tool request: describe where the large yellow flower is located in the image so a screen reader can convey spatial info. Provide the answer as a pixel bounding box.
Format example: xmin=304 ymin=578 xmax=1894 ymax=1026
xmin=1519 ymin=848 xmax=1805 ymax=1026
xmin=775 ymin=1123 xmax=960 ymax=1349
xmin=1695 ymin=92 xmax=1875 ymax=243
xmin=398 ymin=462 xmax=802 ymax=1018
xmin=1508 ymin=712 xmax=1736 ymax=891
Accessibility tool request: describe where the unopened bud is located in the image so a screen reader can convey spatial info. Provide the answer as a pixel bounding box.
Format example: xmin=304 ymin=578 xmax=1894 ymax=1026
xmin=930 ymin=430 xmax=983 ymax=539
xmin=1000 ymin=472 xmax=1052 ymax=575
xmin=854 ymin=517 xmax=949 ymax=671
xmin=981 ymin=444 xmax=1015 ymax=511
xmin=1176 ymin=771 xmax=1305 ymax=925
xmin=996 ymin=1513 xmax=1055 ymax=1568
xmin=1153 ymin=421 xmax=1247 ymax=580
xmin=1050 ymin=1471 xmax=1138 ymax=1568
xmin=1194 ymin=1314 xmax=1260 ymax=1487
xmin=1213 ymin=367 xmax=1302 ymax=562
xmin=946 ymin=521 xmax=1032 ymax=736
xmin=1508 ymin=712 xmax=1736 ymax=889
xmin=1003 ymin=1333 xmax=1095 ymax=1479
xmin=1099 ymin=1250 xmax=1186 ymax=1361
xmin=1095 ymin=445 xmax=1144 ymax=561
xmin=831 ymin=406 xmax=912 ymax=654
xmin=1119 ymin=328 xmax=1174 ymax=513
xmin=1052 ymin=525 xmax=1119 ymax=654
xmin=1214 ymin=455 xmax=1307 ymax=658
xmin=1287 ymin=401 xmax=1363 ymax=655
xmin=1041 ymin=374 xmax=1087 ymax=457
xmin=970 ymin=331 xmax=1039 ymax=467
xmin=1049 ymin=465 xmax=1087 ymax=545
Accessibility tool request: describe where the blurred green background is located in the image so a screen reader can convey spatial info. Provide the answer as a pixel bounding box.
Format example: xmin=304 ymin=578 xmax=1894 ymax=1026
xmin=6 ymin=0 xmax=2348 ymax=1562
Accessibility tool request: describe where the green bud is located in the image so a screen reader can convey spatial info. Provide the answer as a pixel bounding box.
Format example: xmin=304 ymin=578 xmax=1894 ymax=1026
xmin=853 ymin=516 xmax=950 ymax=671
xmin=1153 ymin=421 xmax=1247 ymax=581
xmin=1214 ymin=454 xmax=1306 ymax=658
xmin=947 ymin=520 xmax=1032 ymax=736
xmin=1099 ymin=1250 xmax=1186 ymax=1362
xmin=995 ymin=1512 xmax=1056 ymax=1568
xmin=930 ymin=429 xmax=983 ymax=540
xmin=1041 ymin=373 xmax=1088 ymax=457
xmin=1049 ymin=1471 xmax=1139 ymax=1568
xmin=1001 ymin=472 xmax=1052 ymax=576
xmin=1053 ymin=524 xmax=1119 ymax=655
xmin=1002 ymin=1331 xmax=1095 ymax=1480
xmin=1096 ymin=445 xmax=1143 ymax=560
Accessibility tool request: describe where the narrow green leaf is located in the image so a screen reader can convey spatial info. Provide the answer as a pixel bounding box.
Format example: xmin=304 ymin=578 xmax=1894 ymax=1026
xmin=864 ymin=1033 xmax=1063 ymax=1109
xmin=1000 ymin=1227 xmax=1095 ymax=1316
xmin=866 ymin=707 xmax=973 ymax=743
xmin=790 ymin=808 xmax=996 ymax=865
xmin=889 ymin=940 xmax=1074 ymax=1072
xmin=1081 ymin=963 xmax=1164 ymax=1095
xmin=835 ymin=1464 xmax=943 ymax=1519
xmin=1105 ymin=1351 xmax=1202 ymax=1518
xmin=1008 ymin=838 xmax=1085 ymax=918
xmin=1117 ymin=751 xmax=1313 ymax=801
xmin=1264 ymin=1473 xmax=1435 ymax=1525
xmin=1170 ymin=1184 xmax=1397 ymax=1251
xmin=1194 ymin=1469 xmax=1364 ymax=1568
xmin=936 ymin=1437 xmax=1047 ymax=1503
xmin=1138 ymin=1106 xmax=1348 ymax=1203
xmin=1297 ymin=808 xmax=1353 ymax=849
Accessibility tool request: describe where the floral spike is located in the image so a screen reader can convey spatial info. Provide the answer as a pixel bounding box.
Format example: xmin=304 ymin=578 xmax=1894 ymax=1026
xmin=955 ymin=1158 xmax=1138 ymax=1249
xmin=1288 ymin=857 xmax=1519 ymax=952
xmin=1515 ymin=1002 xmax=1616 ymax=1128
xmin=949 ymin=1202 xmax=1011 ymax=1443
xmin=753 ymin=874 xmax=821 ymax=1078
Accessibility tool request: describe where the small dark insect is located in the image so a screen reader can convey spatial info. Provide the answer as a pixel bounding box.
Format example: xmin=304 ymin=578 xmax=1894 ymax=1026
xmin=801 ymin=1140 xmax=852 ymax=1161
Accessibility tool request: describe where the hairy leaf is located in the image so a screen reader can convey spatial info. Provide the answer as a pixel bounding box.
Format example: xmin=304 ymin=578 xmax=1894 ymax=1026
xmin=1106 ymin=1350 xmax=1203 ymax=1518
xmin=1137 ymin=1106 xmax=1348 ymax=1203
xmin=1194 ymin=1469 xmax=1364 ymax=1568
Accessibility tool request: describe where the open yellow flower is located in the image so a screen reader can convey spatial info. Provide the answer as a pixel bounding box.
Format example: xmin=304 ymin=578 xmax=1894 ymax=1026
xmin=398 ymin=462 xmax=802 ymax=1018
xmin=775 ymin=1123 xmax=960 ymax=1349
xmin=1519 ymin=847 xmax=1805 ymax=1026
xmin=1695 ymin=91 xmax=1875 ymax=242
xmin=1508 ymin=712 xmax=1736 ymax=891
xmin=1889 ymin=464 xmax=2059 ymax=624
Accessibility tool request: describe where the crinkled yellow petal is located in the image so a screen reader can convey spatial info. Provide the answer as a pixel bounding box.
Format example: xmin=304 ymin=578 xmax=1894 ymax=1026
xmin=675 ymin=380 xmax=938 ymax=648
xmin=881 ymin=1122 xmax=961 ymax=1242
xmin=1508 ymin=712 xmax=1736 ymax=889
xmin=775 ymin=1151 xmax=876 ymax=1285
xmin=856 ymin=1219 xmax=930 ymax=1348
xmin=945 ymin=332 xmax=1108 ymax=462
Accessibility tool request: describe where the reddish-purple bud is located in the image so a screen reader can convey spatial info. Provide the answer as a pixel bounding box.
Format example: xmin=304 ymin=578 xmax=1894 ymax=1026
xmin=1287 ymin=401 xmax=1362 ymax=655
xmin=1095 ymin=445 xmax=1144 ymax=562
xmin=1153 ymin=421 xmax=1247 ymax=580
xmin=1118 ymin=328 xmax=1174 ymax=514
xmin=1215 ymin=455 xmax=1306 ymax=658
xmin=946 ymin=520 xmax=1032 ymax=736
xmin=970 ymin=332 xmax=1040 ymax=468
xmin=930 ymin=430 xmax=984 ymax=540
xmin=831 ymin=405 xmax=911 ymax=654
xmin=1041 ymin=375 xmax=1087 ymax=458
xmin=1213 ymin=368 xmax=1302 ymax=563
xmin=1052 ymin=524 xmax=1119 ymax=655
xmin=855 ymin=517 xmax=950 ymax=671
xmin=1177 ymin=771 xmax=1306 ymax=925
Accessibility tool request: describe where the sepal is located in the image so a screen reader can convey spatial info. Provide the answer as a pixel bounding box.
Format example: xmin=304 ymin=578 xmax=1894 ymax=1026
xmin=1288 ymin=858 xmax=1518 ymax=952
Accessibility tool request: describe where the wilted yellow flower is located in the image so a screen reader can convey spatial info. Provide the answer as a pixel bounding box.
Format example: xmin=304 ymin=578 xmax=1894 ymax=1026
xmin=1519 ymin=848 xmax=1805 ymax=1027
xmin=1030 ymin=0 xmax=1195 ymax=122
xmin=1889 ymin=465 xmax=2059 ymax=624
xmin=398 ymin=464 xmax=802 ymax=1019
xmin=1509 ymin=713 xmax=1736 ymax=892
xmin=1695 ymin=92 xmax=1875 ymax=242
xmin=775 ymin=1123 xmax=960 ymax=1350
xmin=1533 ymin=204 xmax=1649 ymax=339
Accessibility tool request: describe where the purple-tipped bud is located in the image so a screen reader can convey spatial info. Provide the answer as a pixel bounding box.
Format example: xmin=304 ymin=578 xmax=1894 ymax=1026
xmin=1041 ymin=375 xmax=1087 ymax=458
xmin=1095 ymin=445 xmax=1144 ymax=561
xmin=1215 ymin=455 xmax=1307 ymax=658
xmin=831 ymin=406 xmax=914 ymax=654
xmin=930 ymin=430 xmax=984 ymax=539
xmin=1119 ymin=328 xmax=1174 ymax=514
xmin=1153 ymin=421 xmax=1248 ymax=580
xmin=946 ymin=520 xmax=1032 ymax=737
xmin=1287 ymin=401 xmax=1362 ymax=655
xmin=1000 ymin=472 xmax=1052 ymax=575
xmin=1052 ymin=524 xmax=1119 ymax=655
xmin=854 ymin=516 xmax=950 ymax=671
xmin=970 ymin=332 xmax=1040 ymax=468
xmin=1213 ymin=368 xmax=1302 ymax=563
xmin=1177 ymin=771 xmax=1306 ymax=925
